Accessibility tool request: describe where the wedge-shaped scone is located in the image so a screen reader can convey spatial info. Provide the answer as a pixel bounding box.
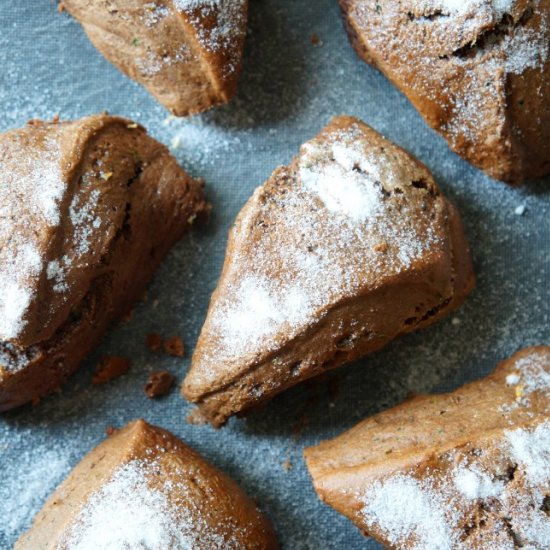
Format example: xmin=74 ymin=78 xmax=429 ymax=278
xmin=340 ymin=0 xmax=550 ymax=183
xmin=16 ymin=420 xmax=279 ymax=549
xmin=183 ymin=115 xmax=475 ymax=427
xmin=0 ymin=114 xmax=209 ymax=411
xmin=305 ymin=346 xmax=550 ymax=549
xmin=62 ymin=0 xmax=248 ymax=116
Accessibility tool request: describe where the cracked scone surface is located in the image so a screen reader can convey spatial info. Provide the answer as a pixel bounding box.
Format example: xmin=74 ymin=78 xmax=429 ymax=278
xmin=15 ymin=420 xmax=279 ymax=550
xmin=0 ymin=114 xmax=209 ymax=411
xmin=340 ymin=0 xmax=550 ymax=183
xmin=183 ymin=115 xmax=475 ymax=427
xmin=62 ymin=0 xmax=248 ymax=116
xmin=305 ymin=346 xmax=550 ymax=549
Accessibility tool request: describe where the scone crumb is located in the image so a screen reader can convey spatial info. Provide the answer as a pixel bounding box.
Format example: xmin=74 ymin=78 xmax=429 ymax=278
xmin=164 ymin=336 xmax=185 ymax=357
xmin=105 ymin=426 xmax=118 ymax=437
xmin=144 ymin=371 xmax=175 ymax=398
xmin=146 ymin=332 xmax=163 ymax=352
xmin=282 ymin=459 xmax=293 ymax=472
xmin=57 ymin=2 xmax=66 ymax=13
xmin=92 ymin=356 xmax=132 ymax=385
xmin=310 ymin=33 xmax=323 ymax=47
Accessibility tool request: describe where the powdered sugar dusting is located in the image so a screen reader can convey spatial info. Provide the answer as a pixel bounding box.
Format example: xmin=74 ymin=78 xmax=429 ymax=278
xmin=362 ymin=422 xmax=550 ymax=549
xmin=174 ymin=0 xmax=247 ymax=59
xmin=0 ymin=130 xmax=65 ymax=341
xmin=454 ymin=466 xmax=504 ymax=499
xmin=360 ymin=352 xmax=550 ymax=549
xmin=506 ymin=421 xmax=550 ymax=486
xmin=357 ymin=0 xmax=549 ymax=152
xmin=300 ymin=141 xmax=383 ymax=222
xmin=205 ymin=123 xmax=443 ymax=364
xmin=414 ymin=0 xmax=515 ymax=17
xmin=64 ymin=459 xmax=239 ymax=550
xmin=363 ymin=476 xmax=454 ymax=549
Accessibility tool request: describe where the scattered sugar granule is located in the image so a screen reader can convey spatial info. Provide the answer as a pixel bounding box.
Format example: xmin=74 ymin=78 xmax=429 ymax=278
xmin=506 ymin=372 xmax=521 ymax=385
xmin=515 ymin=204 xmax=526 ymax=216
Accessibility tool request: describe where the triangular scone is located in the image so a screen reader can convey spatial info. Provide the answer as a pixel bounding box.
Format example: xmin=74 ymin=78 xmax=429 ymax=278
xmin=16 ymin=420 xmax=278 ymax=549
xmin=340 ymin=0 xmax=550 ymax=183
xmin=0 ymin=115 xmax=209 ymax=411
xmin=305 ymin=346 xmax=550 ymax=549
xmin=62 ymin=0 xmax=248 ymax=116
xmin=183 ymin=116 xmax=475 ymax=427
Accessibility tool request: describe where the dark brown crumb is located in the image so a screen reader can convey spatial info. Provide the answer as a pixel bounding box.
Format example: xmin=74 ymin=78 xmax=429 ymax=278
xmin=309 ymin=33 xmax=323 ymax=47
xmin=282 ymin=459 xmax=293 ymax=472
xmin=144 ymin=371 xmax=175 ymax=398
xmin=164 ymin=335 xmax=185 ymax=357
xmin=146 ymin=332 xmax=163 ymax=352
xmin=92 ymin=356 xmax=132 ymax=385
xmin=57 ymin=2 xmax=66 ymax=13
xmin=105 ymin=426 xmax=118 ymax=436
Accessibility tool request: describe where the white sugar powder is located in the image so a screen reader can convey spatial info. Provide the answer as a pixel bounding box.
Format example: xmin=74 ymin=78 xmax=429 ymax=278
xmin=513 ymin=353 xmax=550 ymax=394
xmin=506 ymin=420 xmax=550 ymax=486
xmin=206 ymin=125 xmax=440 ymax=364
xmin=363 ymin=476 xmax=454 ymax=550
xmin=300 ymin=141 xmax=382 ymax=222
xmin=361 ymin=356 xmax=549 ymax=549
xmin=455 ymin=466 xmax=504 ymax=499
xmin=65 ymin=459 xmax=234 ymax=550
xmin=0 ymin=131 xmax=65 ymax=340
xmin=415 ymin=0 xmax=516 ymax=17
xmin=174 ymin=0 xmax=246 ymax=53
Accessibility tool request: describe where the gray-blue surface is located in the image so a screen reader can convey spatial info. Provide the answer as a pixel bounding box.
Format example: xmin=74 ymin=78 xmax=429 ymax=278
xmin=0 ymin=1 xmax=548 ymax=549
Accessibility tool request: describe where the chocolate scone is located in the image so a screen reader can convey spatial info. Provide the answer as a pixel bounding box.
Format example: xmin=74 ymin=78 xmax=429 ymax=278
xmin=340 ymin=0 xmax=550 ymax=183
xmin=183 ymin=115 xmax=475 ymax=427
xmin=62 ymin=0 xmax=248 ymax=116
xmin=16 ymin=420 xmax=279 ymax=549
xmin=0 ymin=114 xmax=209 ymax=411
xmin=305 ymin=346 xmax=550 ymax=549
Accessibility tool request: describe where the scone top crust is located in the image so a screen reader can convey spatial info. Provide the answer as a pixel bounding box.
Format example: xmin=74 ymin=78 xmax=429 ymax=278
xmin=304 ymin=346 xmax=550 ymax=549
xmin=185 ymin=116 xmax=466 ymax=404
xmin=0 ymin=114 xmax=200 ymax=350
xmin=341 ymin=0 xmax=550 ymax=182
xmin=62 ymin=0 xmax=248 ymax=116
xmin=16 ymin=420 xmax=278 ymax=549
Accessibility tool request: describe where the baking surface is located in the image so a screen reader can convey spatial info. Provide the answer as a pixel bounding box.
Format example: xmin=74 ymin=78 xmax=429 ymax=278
xmin=0 ymin=1 xmax=548 ymax=549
